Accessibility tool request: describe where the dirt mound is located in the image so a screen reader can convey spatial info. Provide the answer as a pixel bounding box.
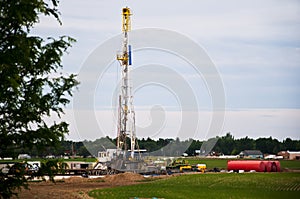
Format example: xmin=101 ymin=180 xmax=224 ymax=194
xmin=105 ymin=172 xmax=144 ymax=184
xmin=63 ymin=176 xmax=90 ymax=183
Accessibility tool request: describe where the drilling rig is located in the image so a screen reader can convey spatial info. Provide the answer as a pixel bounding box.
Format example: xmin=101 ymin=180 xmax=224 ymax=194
xmin=95 ymin=7 xmax=159 ymax=174
xmin=116 ymin=7 xmax=139 ymax=160
xmin=96 ymin=6 xmax=150 ymax=173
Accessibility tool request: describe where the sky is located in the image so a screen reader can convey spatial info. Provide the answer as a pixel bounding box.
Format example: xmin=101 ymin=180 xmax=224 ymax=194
xmin=33 ymin=0 xmax=300 ymax=141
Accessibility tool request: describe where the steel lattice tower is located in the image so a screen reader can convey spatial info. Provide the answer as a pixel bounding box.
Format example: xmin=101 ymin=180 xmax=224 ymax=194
xmin=116 ymin=7 xmax=137 ymax=159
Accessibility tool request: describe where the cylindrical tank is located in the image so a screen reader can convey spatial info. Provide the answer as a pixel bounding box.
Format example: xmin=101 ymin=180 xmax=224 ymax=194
xmin=264 ymin=161 xmax=272 ymax=172
xmin=274 ymin=161 xmax=281 ymax=172
xmin=227 ymin=160 xmax=265 ymax=172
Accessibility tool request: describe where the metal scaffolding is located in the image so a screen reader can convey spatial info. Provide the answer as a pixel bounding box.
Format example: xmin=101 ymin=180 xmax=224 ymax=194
xmin=116 ymin=7 xmax=137 ymax=159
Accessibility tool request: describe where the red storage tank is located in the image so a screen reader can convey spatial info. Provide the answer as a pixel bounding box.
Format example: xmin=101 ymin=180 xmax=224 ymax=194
xmin=274 ymin=161 xmax=281 ymax=172
xmin=264 ymin=161 xmax=272 ymax=172
xmin=227 ymin=160 xmax=265 ymax=172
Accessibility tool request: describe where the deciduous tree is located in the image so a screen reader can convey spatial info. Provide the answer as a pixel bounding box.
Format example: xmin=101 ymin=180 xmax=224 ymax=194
xmin=0 ymin=0 xmax=78 ymax=197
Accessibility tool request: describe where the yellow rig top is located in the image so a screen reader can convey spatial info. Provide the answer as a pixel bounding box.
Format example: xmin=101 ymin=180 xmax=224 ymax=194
xmin=122 ymin=7 xmax=131 ymax=32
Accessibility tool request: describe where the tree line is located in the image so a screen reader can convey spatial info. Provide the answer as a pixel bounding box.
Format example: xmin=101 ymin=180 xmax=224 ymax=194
xmin=93 ymin=134 xmax=300 ymax=156
xmin=2 ymin=133 xmax=300 ymax=158
xmin=212 ymin=133 xmax=300 ymax=155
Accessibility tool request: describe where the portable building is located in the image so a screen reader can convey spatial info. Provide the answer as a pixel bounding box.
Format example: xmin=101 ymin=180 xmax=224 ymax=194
xmin=239 ymin=150 xmax=263 ymax=159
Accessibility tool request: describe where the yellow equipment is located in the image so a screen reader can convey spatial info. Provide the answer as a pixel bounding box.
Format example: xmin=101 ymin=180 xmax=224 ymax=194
xmin=117 ymin=7 xmax=131 ymax=66
xmin=122 ymin=7 xmax=131 ymax=32
xmin=196 ymin=164 xmax=206 ymax=173
xmin=180 ymin=165 xmax=192 ymax=172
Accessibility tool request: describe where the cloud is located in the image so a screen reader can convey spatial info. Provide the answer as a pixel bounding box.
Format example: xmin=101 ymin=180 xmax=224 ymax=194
xmin=34 ymin=0 xmax=300 ymax=140
xmin=222 ymin=109 xmax=300 ymax=141
xmin=57 ymin=108 xmax=300 ymax=141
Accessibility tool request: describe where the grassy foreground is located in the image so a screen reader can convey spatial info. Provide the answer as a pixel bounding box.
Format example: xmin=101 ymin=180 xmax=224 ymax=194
xmin=89 ymin=172 xmax=300 ymax=199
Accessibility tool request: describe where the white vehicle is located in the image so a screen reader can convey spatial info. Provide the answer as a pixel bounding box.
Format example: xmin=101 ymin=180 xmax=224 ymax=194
xmin=18 ymin=154 xmax=31 ymax=159
xmin=45 ymin=155 xmax=55 ymax=159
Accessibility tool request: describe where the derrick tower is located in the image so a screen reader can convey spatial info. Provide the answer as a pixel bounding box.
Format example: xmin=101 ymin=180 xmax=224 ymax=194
xmin=116 ymin=7 xmax=137 ymax=159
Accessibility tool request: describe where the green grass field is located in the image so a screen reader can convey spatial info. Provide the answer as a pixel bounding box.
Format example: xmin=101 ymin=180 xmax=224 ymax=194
xmin=89 ymin=172 xmax=300 ymax=199
xmin=184 ymin=158 xmax=228 ymax=169
xmin=278 ymin=160 xmax=300 ymax=170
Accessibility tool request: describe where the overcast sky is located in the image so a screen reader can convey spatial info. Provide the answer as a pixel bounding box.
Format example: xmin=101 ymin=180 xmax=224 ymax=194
xmin=33 ymin=0 xmax=300 ymax=141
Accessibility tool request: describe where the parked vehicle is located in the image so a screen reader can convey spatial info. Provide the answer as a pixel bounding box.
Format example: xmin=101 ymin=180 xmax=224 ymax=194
xmin=18 ymin=154 xmax=31 ymax=159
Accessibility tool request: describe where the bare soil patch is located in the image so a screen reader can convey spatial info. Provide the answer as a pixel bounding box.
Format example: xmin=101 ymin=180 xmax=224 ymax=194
xmin=14 ymin=173 xmax=169 ymax=199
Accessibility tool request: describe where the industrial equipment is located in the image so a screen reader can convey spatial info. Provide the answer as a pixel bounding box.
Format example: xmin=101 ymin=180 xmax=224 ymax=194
xmin=196 ymin=164 xmax=207 ymax=173
xmin=166 ymin=159 xmax=206 ymax=173
xmin=116 ymin=7 xmax=139 ymax=160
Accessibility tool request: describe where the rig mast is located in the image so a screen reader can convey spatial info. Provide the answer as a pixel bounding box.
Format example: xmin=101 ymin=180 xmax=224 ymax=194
xmin=116 ymin=7 xmax=137 ymax=159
